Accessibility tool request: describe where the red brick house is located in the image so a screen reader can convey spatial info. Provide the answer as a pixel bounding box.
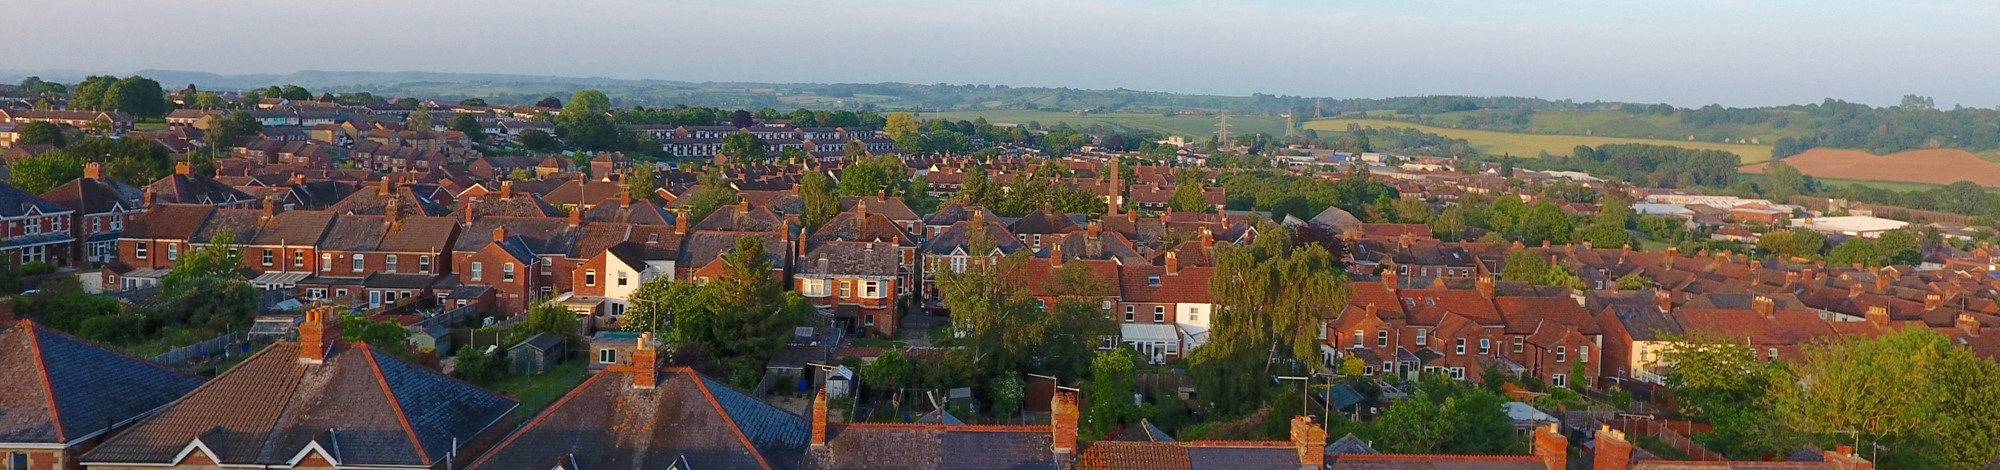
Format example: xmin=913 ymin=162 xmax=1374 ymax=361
xmin=0 ymin=181 xmax=75 ymax=267
xmin=39 ymin=163 xmax=144 ymax=265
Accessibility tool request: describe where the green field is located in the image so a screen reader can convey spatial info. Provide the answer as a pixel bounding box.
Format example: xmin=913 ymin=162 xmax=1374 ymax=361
xmin=924 ymin=110 xmax=1286 ymax=139
xmin=1396 ymin=109 xmax=1817 ymax=145
xmin=1304 ymin=118 xmax=1775 ymax=163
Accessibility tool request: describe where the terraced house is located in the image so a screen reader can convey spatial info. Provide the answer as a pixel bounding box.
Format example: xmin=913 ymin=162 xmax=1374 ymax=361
xmin=0 ymin=182 xmax=75 ymax=267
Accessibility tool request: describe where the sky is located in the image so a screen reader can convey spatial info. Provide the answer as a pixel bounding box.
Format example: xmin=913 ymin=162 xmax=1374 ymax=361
xmin=9 ymin=0 xmax=2000 ymax=108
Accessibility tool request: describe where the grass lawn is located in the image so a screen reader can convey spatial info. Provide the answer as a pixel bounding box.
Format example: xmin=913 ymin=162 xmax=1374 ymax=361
xmin=483 ymin=361 xmax=591 ymax=421
xmin=924 ymin=110 xmax=1288 ymax=139
xmin=1304 ymin=118 xmax=1775 ymax=164
xmin=133 ymin=121 xmax=169 ymax=131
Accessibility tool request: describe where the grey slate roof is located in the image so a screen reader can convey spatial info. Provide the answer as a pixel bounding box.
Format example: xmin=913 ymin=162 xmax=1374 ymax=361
xmin=0 ymin=181 xmax=73 ymax=218
xmin=0 ymin=321 xmax=203 ymax=445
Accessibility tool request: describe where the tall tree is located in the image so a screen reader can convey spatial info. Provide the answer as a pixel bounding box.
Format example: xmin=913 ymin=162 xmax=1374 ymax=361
xmin=1191 ymin=222 xmax=1346 ymax=417
xmin=885 ymin=112 xmax=921 ymax=152
xmin=799 ymin=171 xmax=841 ymax=234
xmin=7 ymin=150 xmax=84 ymax=194
xmin=448 ymin=112 xmax=484 ymax=142
xmin=682 ymin=169 xmax=742 ymax=226
xmin=15 ymin=122 xmax=64 ymax=147
xmin=109 ymin=76 xmax=168 ymax=119
xmin=406 ymin=105 xmax=434 ymax=131
xmin=720 ymin=133 xmax=768 ymax=161
xmin=1086 ymin=349 xmax=1137 ymax=438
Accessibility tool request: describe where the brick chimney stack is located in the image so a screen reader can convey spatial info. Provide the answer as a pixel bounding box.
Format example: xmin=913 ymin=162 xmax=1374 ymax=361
xmin=1866 ymin=306 xmax=1890 ymax=327
xmin=1924 ymin=294 xmax=1942 ymax=311
xmin=263 ymin=196 xmax=279 ymax=218
xmin=674 ymin=212 xmax=688 ymax=235
xmin=567 ymin=206 xmax=582 ymax=227
xmin=1593 ymin=425 xmax=1634 ymax=470
xmin=83 ymin=162 xmax=103 ymax=180
xmin=379 ymin=175 xmax=393 ymax=195
xmin=632 ymin=331 xmax=658 ymax=389
xmin=1201 ymin=227 xmax=1214 ymax=248
xmin=493 ymin=225 xmax=508 ymax=243
xmin=500 ymin=180 xmax=513 ymax=200
xmin=1959 ymin=314 xmax=1982 ymax=336
xmin=1050 ymin=242 xmax=1064 ymax=268
xmin=1383 ymin=267 xmax=1399 ymax=293
xmin=810 ymin=388 xmax=830 ymax=447
xmin=1849 ymin=283 xmax=1865 ymax=298
xmin=1291 ymin=416 xmax=1329 ymax=469
xmin=1476 ymin=275 xmax=1496 ymax=299
xmin=175 ymin=161 xmax=191 ymax=176
xmin=1533 ymin=423 xmax=1568 ymax=470
xmin=299 ymin=307 xmax=339 ymax=363
xmin=1874 ymin=270 xmax=1891 ymax=293
xmin=1165 ymin=251 xmax=1180 ymax=275
xmin=1654 ymin=290 xmax=1672 ymax=312
xmin=1050 ymin=390 xmax=1079 ymax=455
xmin=1752 ymin=295 xmax=1775 ymax=318
xmin=143 ymin=187 xmax=155 ymax=207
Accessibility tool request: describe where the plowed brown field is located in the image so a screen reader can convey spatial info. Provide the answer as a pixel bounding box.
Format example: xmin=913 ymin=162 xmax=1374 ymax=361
xmin=1741 ymin=148 xmax=2000 ymax=187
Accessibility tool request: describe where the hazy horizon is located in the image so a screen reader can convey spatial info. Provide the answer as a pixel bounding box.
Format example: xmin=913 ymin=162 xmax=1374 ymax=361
xmin=12 ymin=0 xmax=2000 ymax=109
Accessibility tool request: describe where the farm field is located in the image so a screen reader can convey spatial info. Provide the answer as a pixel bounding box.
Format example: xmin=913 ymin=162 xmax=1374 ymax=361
xmin=924 ymin=110 xmax=1287 ymax=139
xmin=1392 ymin=109 xmax=1818 ymax=144
xmin=1303 ymin=118 xmax=1775 ymax=163
xmin=1740 ymin=148 xmax=2000 ymax=188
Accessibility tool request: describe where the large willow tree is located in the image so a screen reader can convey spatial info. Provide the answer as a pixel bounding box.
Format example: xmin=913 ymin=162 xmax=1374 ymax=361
xmin=1191 ymin=221 xmax=1348 ymax=417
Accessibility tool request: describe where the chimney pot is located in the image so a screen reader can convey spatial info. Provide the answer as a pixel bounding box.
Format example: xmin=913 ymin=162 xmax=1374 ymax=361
xmin=1534 ymin=423 xmax=1569 ymax=470
xmin=1291 ymin=416 xmax=1329 ymax=468
xmin=299 ymin=307 xmax=339 ymax=363
xmin=1592 ymin=425 xmax=1633 ymax=470
xmin=493 ymin=225 xmax=507 ymax=243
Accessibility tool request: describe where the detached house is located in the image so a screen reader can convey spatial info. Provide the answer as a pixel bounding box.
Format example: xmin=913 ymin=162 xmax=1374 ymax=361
xmin=797 ymin=241 xmax=901 ymax=336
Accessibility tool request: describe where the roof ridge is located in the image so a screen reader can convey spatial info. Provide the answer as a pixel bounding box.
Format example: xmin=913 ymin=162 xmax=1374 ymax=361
xmin=21 ymin=321 xmax=67 ymax=442
xmin=361 ymin=343 xmax=432 ymax=465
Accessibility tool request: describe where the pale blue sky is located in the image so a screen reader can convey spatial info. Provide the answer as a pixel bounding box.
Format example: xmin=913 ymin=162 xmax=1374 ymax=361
xmin=10 ymin=0 xmax=1999 ymax=107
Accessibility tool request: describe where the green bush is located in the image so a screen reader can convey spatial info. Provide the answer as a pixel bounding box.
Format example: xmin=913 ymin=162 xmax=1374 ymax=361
xmin=18 ymin=261 xmax=53 ymax=276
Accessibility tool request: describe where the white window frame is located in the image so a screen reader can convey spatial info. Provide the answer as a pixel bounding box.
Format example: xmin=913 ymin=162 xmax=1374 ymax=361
xmin=585 ymin=269 xmax=597 ymax=286
xmin=1352 ymin=330 xmax=1363 ymax=348
xmin=1513 ymin=336 xmax=1524 ymax=353
xmin=863 ymin=281 xmax=882 ymax=299
xmin=1580 ymin=345 xmax=1589 ymax=363
xmin=1416 ymin=328 xmax=1427 ymax=346
xmin=1153 ymin=306 xmax=1166 ymax=323
xmin=167 ymin=243 xmax=179 ymax=260
xmin=470 ymin=262 xmax=483 ymax=282
xmin=1479 ymin=338 xmax=1490 ymax=355
xmin=136 ymin=241 xmax=148 ymax=259
xmin=1376 ymin=330 xmax=1388 ymax=348
xmin=1552 ymin=373 xmax=1567 ymax=388
xmin=385 ymin=254 xmax=398 ymax=273
xmin=261 ymin=249 xmax=273 ymax=266
xmin=1455 ymin=338 xmax=1466 ymax=355
xmin=503 ymin=263 xmax=516 ymax=282
xmin=804 ymin=279 xmax=829 ymax=297
xmin=419 ymin=255 xmax=431 ymax=273
xmin=1124 ymin=305 xmax=1136 ymax=321
xmin=599 ymin=348 xmax=617 ymax=364
xmin=617 ymin=271 xmax=629 ymax=287
xmin=351 ymin=254 xmax=364 ymax=272
xmin=1556 ymin=346 xmax=1567 ymax=363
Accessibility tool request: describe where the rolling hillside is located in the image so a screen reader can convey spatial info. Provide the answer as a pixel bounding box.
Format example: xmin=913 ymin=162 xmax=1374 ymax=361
xmin=1303 ymin=118 xmax=1775 ymax=163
